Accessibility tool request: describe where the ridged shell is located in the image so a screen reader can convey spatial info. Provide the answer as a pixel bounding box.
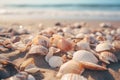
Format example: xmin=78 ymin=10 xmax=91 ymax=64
xmin=32 ymin=35 xmax=50 ymax=48
xmin=48 ymin=56 xmax=63 ymax=68
xmin=28 ymin=45 xmax=48 ymax=55
xmin=73 ymin=50 xmax=98 ymax=64
xmin=99 ymin=51 xmax=118 ymax=64
xmin=61 ymin=73 xmax=87 ymax=80
xmin=56 ymin=60 xmax=84 ymax=78
xmin=95 ymin=42 xmax=113 ymax=52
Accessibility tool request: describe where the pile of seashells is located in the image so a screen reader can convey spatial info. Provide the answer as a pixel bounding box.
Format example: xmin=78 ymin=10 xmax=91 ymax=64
xmin=0 ymin=22 xmax=120 ymax=80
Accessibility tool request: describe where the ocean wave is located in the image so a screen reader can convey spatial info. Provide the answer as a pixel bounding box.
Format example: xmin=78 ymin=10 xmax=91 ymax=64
xmin=0 ymin=9 xmax=120 ymax=20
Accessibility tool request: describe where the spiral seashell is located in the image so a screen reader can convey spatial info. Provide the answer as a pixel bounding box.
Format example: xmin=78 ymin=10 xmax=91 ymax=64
xmin=99 ymin=51 xmax=118 ymax=64
xmin=61 ymin=73 xmax=87 ymax=80
xmin=95 ymin=42 xmax=113 ymax=52
xmin=32 ymin=35 xmax=50 ymax=48
xmin=73 ymin=50 xmax=98 ymax=64
xmin=56 ymin=60 xmax=85 ymax=78
xmin=48 ymin=56 xmax=63 ymax=68
xmin=28 ymin=45 xmax=48 ymax=55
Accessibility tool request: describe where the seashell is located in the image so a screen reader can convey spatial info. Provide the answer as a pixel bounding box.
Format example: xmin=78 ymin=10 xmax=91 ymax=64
xmin=79 ymin=28 xmax=90 ymax=34
xmin=99 ymin=23 xmax=112 ymax=28
xmin=6 ymin=72 xmax=28 ymax=80
xmin=95 ymin=32 xmax=103 ymax=36
xmin=57 ymin=38 xmax=74 ymax=51
xmin=48 ymin=56 xmax=63 ymax=68
xmin=112 ymin=40 xmax=120 ymax=51
xmin=56 ymin=60 xmax=85 ymax=78
xmin=110 ymin=30 xmax=116 ymax=35
xmin=96 ymin=36 xmax=105 ymax=42
xmin=28 ymin=45 xmax=48 ymax=55
xmin=99 ymin=51 xmax=118 ymax=64
xmin=61 ymin=73 xmax=87 ymax=80
xmin=45 ymin=47 xmax=60 ymax=62
xmin=106 ymin=34 xmax=113 ymax=42
xmin=95 ymin=42 xmax=113 ymax=52
xmin=13 ymin=41 xmax=26 ymax=50
xmin=0 ymin=60 xmax=18 ymax=79
xmin=75 ymin=33 xmax=85 ymax=39
xmin=116 ymin=28 xmax=120 ymax=35
xmin=28 ymin=74 xmax=36 ymax=80
xmin=73 ymin=50 xmax=98 ymax=64
xmin=32 ymin=35 xmax=50 ymax=48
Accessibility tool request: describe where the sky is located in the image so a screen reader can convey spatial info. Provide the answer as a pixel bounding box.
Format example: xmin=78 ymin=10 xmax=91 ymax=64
xmin=0 ymin=0 xmax=120 ymax=5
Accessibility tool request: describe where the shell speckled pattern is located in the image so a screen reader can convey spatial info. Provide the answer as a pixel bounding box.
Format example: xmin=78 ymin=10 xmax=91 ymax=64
xmin=72 ymin=50 xmax=98 ymax=64
xmin=28 ymin=45 xmax=48 ymax=55
xmin=99 ymin=51 xmax=118 ymax=64
xmin=61 ymin=73 xmax=87 ymax=80
xmin=32 ymin=35 xmax=50 ymax=48
xmin=56 ymin=60 xmax=85 ymax=78
xmin=48 ymin=56 xmax=63 ymax=68
xmin=95 ymin=42 xmax=113 ymax=52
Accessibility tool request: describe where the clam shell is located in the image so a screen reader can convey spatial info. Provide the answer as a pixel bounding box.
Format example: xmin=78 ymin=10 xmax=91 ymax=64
xmin=48 ymin=56 xmax=63 ymax=68
xmin=61 ymin=73 xmax=87 ymax=80
xmin=95 ymin=42 xmax=113 ymax=52
xmin=56 ymin=60 xmax=84 ymax=78
xmin=73 ymin=50 xmax=98 ymax=64
xmin=28 ymin=74 xmax=36 ymax=80
xmin=32 ymin=35 xmax=50 ymax=48
xmin=99 ymin=51 xmax=118 ymax=64
xmin=28 ymin=45 xmax=48 ymax=55
xmin=45 ymin=47 xmax=60 ymax=62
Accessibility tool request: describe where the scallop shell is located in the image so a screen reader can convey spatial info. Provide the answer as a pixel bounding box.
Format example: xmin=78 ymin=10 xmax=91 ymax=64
xmin=73 ymin=50 xmax=98 ymax=64
xmin=28 ymin=45 xmax=48 ymax=55
xmin=99 ymin=51 xmax=118 ymax=64
xmin=95 ymin=42 xmax=113 ymax=52
xmin=61 ymin=73 xmax=87 ymax=80
xmin=56 ymin=60 xmax=85 ymax=78
xmin=32 ymin=35 xmax=50 ymax=48
xmin=48 ymin=56 xmax=63 ymax=68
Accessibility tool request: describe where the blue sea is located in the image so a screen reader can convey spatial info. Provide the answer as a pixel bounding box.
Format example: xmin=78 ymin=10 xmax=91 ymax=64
xmin=0 ymin=0 xmax=120 ymax=20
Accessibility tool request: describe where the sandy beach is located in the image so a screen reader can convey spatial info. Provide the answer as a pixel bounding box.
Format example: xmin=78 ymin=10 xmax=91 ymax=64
xmin=0 ymin=15 xmax=120 ymax=80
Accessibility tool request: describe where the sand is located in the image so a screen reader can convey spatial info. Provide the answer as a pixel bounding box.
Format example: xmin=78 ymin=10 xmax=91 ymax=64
xmin=0 ymin=17 xmax=120 ymax=80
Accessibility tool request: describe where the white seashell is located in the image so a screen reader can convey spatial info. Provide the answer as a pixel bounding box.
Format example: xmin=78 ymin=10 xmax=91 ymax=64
xmin=79 ymin=28 xmax=90 ymax=34
xmin=56 ymin=60 xmax=85 ymax=78
xmin=76 ymin=41 xmax=90 ymax=50
xmin=99 ymin=51 xmax=118 ymax=64
xmin=75 ymin=33 xmax=85 ymax=39
xmin=48 ymin=56 xmax=63 ymax=68
xmin=99 ymin=23 xmax=112 ymax=28
xmin=95 ymin=32 xmax=103 ymax=36
xmin=116 ymin=28 xmax=120 ymax=35
xmin=28 ymin=45 xmax=48 ymax=55
xmin=28 ymin=75 xmax=35 ymax=80
xmin=106 ymin=34 xmax=113 ymax=42
xmin=73 ymin=50 xmax=98 ymax=64
xmin=95 ymin=42 xmax=113 ymax=52
xmin=61 ymin=73 xmax=87 ymax=80
xmin=45 ymin=47 xmax=60 ymax=62
xmin=110 ymin=30 xmax=116 ymax=35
